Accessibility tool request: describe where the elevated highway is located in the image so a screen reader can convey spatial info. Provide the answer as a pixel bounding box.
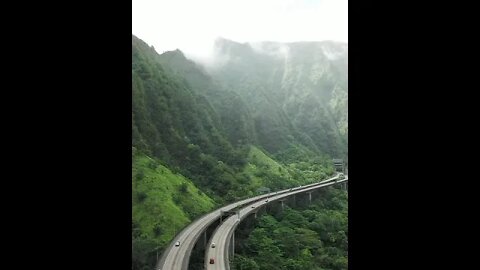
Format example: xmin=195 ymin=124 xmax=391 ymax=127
xmin=156 ymin=174 xmax=345 ymax=270
xmin=205 ymin=176 xmax=348 ymax=270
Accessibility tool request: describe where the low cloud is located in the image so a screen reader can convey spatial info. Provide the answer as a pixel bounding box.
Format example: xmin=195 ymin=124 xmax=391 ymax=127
xmin=249 ymin=41 xmax=290 ymax=60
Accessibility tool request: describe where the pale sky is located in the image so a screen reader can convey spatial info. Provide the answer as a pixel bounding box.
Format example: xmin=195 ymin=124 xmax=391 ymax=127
xmin=132 ymin=0 xmax=347 ymax=59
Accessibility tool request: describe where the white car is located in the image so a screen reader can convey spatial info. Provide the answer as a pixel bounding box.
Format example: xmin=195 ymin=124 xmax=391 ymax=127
xmin=211 ymin=242 xmax=216 ymax=248
xmin=175 ymin=241 xmax=180 ymax=247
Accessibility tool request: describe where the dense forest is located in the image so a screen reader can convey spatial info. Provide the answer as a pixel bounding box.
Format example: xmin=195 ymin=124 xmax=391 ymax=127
xmin=132 ymin=34 xmax=348 ymax=270
xmin=232 ymin=187 xmax=347 ymax=270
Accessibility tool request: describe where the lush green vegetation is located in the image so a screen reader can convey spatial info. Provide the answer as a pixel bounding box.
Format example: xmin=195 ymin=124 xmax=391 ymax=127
xmin=133 ymin=35 xmax=250 ymax=204
xmin=132 ymin=150 xmax=215 ymax=269
xmin=132 ymin=34 xmax=347 ymax=270
xmin=233 ymin=187 xmax=348 ymax=270
xmin=242 ymin=145 xmax=335 ymax=192
xmin=209 ymin=38 xmax=348 ymax=159
xmin=132 ymin=35 xmax=338 ymax=203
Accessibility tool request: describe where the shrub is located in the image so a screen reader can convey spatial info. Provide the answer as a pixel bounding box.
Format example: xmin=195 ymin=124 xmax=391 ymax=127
xmin=179 ymin=183 xmax=188 ymax=193
xmin=136 ymin=171 xmax=144 ymax=180
xmin=137 ymin=192 xmax=147 ymax=202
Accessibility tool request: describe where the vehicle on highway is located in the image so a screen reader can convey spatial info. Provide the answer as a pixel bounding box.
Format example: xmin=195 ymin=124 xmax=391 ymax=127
xmin=251 ymin=205 xmax=255 ymax=208
xmin=211 ymin=242 xmax=216 ymax=248
xmin=175 ymin=241 xmax=180 ymax=247
xmin=209 ymin=258 xmax=215 ymax=264
xmin=265 ymin=199 xmax=269 ymax=202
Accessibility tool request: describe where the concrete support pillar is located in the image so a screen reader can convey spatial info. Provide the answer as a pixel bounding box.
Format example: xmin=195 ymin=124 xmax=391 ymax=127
xmin=280 ymin=200 xmax=285 ymax=210
xmin=254 ymin=211 xmax=257 ymax=219
xmin=231 ymin=231 xmax=235 ymax=259
xmin=308 ymin=192 xmax=312 ymax=203
xmin=203 ymin=231 xmax=207 ymax=248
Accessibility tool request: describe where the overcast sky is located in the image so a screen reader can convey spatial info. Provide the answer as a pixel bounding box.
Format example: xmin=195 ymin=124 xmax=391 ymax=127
xmin=132 ymin=0 xmax=347 ymax=59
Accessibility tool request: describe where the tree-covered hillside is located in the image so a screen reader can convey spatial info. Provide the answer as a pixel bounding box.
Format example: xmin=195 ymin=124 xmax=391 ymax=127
xmin=132 ymin=35 xmax=337 ymax=203
xmin=157 ymin=47 xmax=258 ymax=148
xmin=207 ymin=38 xmax=348 ymax=159
xmin=132 ymin=34 xmax=346 ymax=270
xmin=132 ymin=151 xmax=215 ymax=269
xmin=133 ymin=35 xmax=248 ymax=203
xmin=232 ymin=187 xmax=348 ymax=270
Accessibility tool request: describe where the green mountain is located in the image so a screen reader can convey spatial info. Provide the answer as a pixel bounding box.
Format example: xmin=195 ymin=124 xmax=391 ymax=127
xmin=157 ymin=48 xmax=258 ymax=148
xmin=131 ymin=34 xmax=345 ymax=270
xmin=133 ymin=35 xmax=248 ymax=202
xmin=206 ymin=38 xmax=348 ymax=159
xmin=132 ymin=151 xmax=215 ymax=269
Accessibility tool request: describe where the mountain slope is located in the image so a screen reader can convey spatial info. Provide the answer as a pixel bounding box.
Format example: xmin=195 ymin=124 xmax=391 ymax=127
xmin=206 ymin=38 xmax=348 ymax=159
xmin=131 ymin=34 xmax=343 ymax=270
xmin=133 ymin=35 xmax=249 ymax=202
xmin=132 ymin=151 xmax=215 ymax=269
xmin=157 ymin=49 xmax=259 ymax=148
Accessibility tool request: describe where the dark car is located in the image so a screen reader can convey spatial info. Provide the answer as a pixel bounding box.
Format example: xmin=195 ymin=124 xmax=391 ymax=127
xmin=209 ymin=258 xmax=215 ymax=264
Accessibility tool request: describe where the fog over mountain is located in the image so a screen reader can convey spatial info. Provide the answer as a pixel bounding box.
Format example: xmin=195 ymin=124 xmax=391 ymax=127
xmin=198 ymin=37 xmax=348 ymax=158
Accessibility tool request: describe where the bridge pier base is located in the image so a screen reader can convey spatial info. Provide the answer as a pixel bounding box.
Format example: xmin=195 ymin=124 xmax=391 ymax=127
xmin=307 ymin=192 xmax=312 ymax=203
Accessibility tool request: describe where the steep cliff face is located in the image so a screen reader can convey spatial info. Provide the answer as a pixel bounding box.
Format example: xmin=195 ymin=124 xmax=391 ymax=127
xmin=206 ymin=38 xmax=348 ymax=158
xmin=157 ymin=48 xmax=259 ymax=148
